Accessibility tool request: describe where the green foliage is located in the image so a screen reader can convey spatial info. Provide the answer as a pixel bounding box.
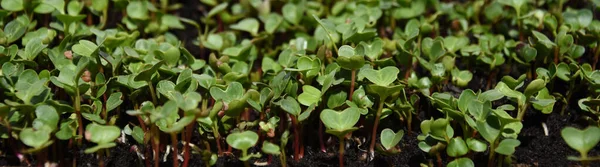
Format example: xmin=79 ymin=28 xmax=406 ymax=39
xmin=320 ymin=108 xmax=360 ymax=138
xmin=561 ymin=126 xmax=600 ymax=160
xmin=0 ymin=1 xmax=598 ymax=166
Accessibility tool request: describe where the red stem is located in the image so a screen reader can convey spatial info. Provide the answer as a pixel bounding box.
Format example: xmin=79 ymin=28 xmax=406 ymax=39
xmin=339 ymin=139 xmax=345 ymax=167
xmin=319 ymin=121 xmax=326 ymax=152
xmin=171 ymin=134 xmax=179 ymax=167
xmin=216 ymin=135 xmax=223 ymax=156
xmin=153 ymin=131 xmax=160 ymax=167
xmin=183 ymin=121 xmax=194 ymax=167
xmin=136 ymin=116 xmax=151 ymax=167
xmin=75 ymin=110 xmax=84 ymax=145
xmin=99 ymin=150 xmax=105 ymax=167
xmin=404 ymin=55 xmax=413 ymax=81
xmin=436 ymin=153 xmax=442 ymax=167
xmin=290 ymin=115 xmax=300 ymax=161
xmin=299 ymin=126 xmax=304 ymax=159
xmin=369 ymin=115 xmax=380 ymax=153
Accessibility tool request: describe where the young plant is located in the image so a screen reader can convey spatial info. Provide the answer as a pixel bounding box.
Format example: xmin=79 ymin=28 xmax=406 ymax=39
xmin=19 ymin=105 xmax=58 ymax=156
xmin=277 ymin=96 xmax=315 ymax=161
xmin=226 ymin=131 xmax=261 ymax=167
xmin=377 ymin=128 xmax=404 ymax=154
xmin=337 ymin=45 xmax=365 ymax=100
xmin=83 ymin=123 xmax=121 ymax=167
xmin=561 ymin=126 xmax=600 ymax=166
xmin=49 ymin=56 xmax=90 ymax=145
xmin=495 ymin=79 xmax=551 ymax=120
xmin=320 ymin=107 xmax=361 ymax=167
xmin=362 ymin=66 xmax=402 ymax=157
xmin=536 ymin=62 xmax=579 ymax=115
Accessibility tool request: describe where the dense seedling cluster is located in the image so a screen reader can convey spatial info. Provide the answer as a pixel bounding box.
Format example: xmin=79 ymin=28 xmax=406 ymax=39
xmin=1 ymin=0 xmax=600 ymax=167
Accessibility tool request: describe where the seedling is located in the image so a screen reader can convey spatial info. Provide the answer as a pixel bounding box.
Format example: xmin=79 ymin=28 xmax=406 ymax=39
xmin=561 ymin=126 xmax=600 ymax=166
xmin=337 ymin=45 xmax=364 ymax=100
xmin=495 ymin=79 xmax=551 ymax=120
xmin=50 ymin=56 xmax=90 ymax=145
xmin=362 ymin=66 xmax=402 ymax=156
xmin=320 ymin=107 xmax=360 ymax=167
xmin=1 ymin=1 xmax=600 ymax=167
xmin=226 ymin=131 xmax=261 ymax=167
xmin=378 ymin=128 xmax=404 ymax=154
xmin=84 ymin=123 xmax=120 ymax=167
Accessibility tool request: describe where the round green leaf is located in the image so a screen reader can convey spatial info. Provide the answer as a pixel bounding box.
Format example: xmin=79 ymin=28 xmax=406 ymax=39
xmin=20 ymin=128 xmax=50 ymax=148
xmin=261 ymin=141 xmax=280 ymax=155
xmin=1 ymin=0 xmax=24 ymax=11
xmin=524 ymin=79 xmax=546 ymax=98
xmin=320 ymin=108 xmax=361 ymax=138
xmin=298 ymin=85 xmax=321 ymax=106
xmin=279 ymin=97 xmax=301 ymax=116
xmin=447 ymin=137 xmax=469 ymax=157
xmin=447 ymin=158 xmax=474 ymax=167
xmin=494 ymin=139 xmax=521 ymax=155
xmin=362 ymin=66 xmax=399 ymax=86
xmin=380 ymin=128 xmax=404 ymax=151
xmin=561 ymin=126 xmax=600 ymax=155
xmin=127 ymin=1 xmax=149 ymax=20
xmin=230 ymin=18 xmax=260 ymax=36
xmin=226 ymin=131 xmax=259 ymax=151
xmin=337 ymin=45 xmax=365 ymax=70
xmin=466 ymin=138 xmax=487 ymax=152
xmin=86 ymin=123 xmax=121 ymax=144
xmin=33 ymin=105 xmax=59 ymax=131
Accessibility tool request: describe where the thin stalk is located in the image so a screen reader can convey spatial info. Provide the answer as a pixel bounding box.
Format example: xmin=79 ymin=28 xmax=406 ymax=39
xmin=593 ymin=45 xmax=600 ymax=70
xmin=148 ymin=81 xmax=158 ymax=104
xmin=183 ymin=121 xmax=194 ymax=167
xmin=561 ymin=81 xmax=574 ymax=115
xmin=497 ymin=154 xmax=504 ymax=167
xmin=580 ymin=149 xmax=592 ymax=166
xmin=369 ymin=97 xmax=386 ymax=156
xmin=349 ymin=70 xmax=356 ymax=101
xmin=517 ymin=103 xmax=529 ymax=121
xmin=135 ymin=103 xmax=151 ymax=167
xmin=102 ymin=93 xmax=107 ymax=121
xmin=291 ymin=115 xmax=300 ymax=161
xmin=404 ymin=53 xmax=414 ymax=81
xmin=99 ymin=149 xmax=105 ymax=167
xmin=517 ymin=10 xmax=524 ymax=41
xmin=87 ymin=11 xmax=93 ymax=26
xmin=407 ymin=109 xmax=413 ymax=136
xmin=243 ymin=150 xmax=250 ymax=167
xmin=215 ymin=126 xmax=223 ymax=155
xmin=299 ymin=125 xmax=305 ymax=159
xmin=280 ymin=139 xmax=288 ymax=167
xmin=488 ymin=140 xmax=498 ymax=167
xmin=75 ymin=89 xmax=83 ymax=146
xmin=339 ymin=137 xmax=345 ymax=167
xmin=171 ymin=133 xmax=179 ymax=167
xmin=436 ymin=153 xmax=442 ymax=167
xmin=319 ymin=120 xmax=326 ymax=152
xmin=486 ymin=69 xmax=497 ymax=90
xmin=152 ymin=126 xmax=160 ymax=167
xmin=315 ymin=18 xmax=339 ymax=54
xmin=202 ymin=141 xmax=212 ymax=167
